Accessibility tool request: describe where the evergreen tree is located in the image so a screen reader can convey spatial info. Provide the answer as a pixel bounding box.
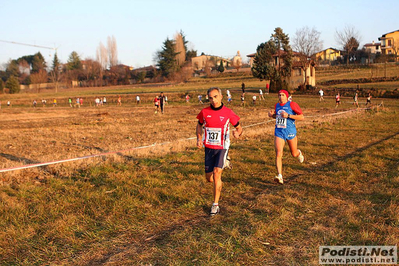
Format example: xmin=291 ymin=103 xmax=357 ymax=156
xmin=186 ymin=49 xmax=197 ymax=62
xmin=31 ymin=52 xmax=47 ymax=73
xmin=251 ymin=27 xmax=293 ymax=91
xmin=218 ymin=60 xmax=225 ymax=73
xmin=52 ymin=53 xmax=61 ymax=71
xmin=51 ymin=53 xmax=62 ymax=92
xmin=6 ymin=60 xmax=19 ymax=78
xmin=136 ymin=71 xmax=146 ymax=83
xmin=6 ymin=76 xmax=20 ymax=94
xmin=156 ymin=38 xmax=179 ymax=78
xmin=19 ymin=55 xmax=34 ymax=68
xmin=67 ymin=51 xmax=82 ymax=70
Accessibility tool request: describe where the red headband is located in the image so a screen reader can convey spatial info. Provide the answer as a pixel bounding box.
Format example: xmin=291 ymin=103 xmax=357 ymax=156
xmin=279 ymin=90 xmax=289 ymax=98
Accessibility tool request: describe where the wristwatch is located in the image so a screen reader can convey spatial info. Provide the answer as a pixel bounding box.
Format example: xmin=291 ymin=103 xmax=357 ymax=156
xmin=287 ymin=114 xmax=291 ymax=118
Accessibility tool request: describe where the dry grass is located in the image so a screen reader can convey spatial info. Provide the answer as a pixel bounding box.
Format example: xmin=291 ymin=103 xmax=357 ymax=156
xmin=316 ymin=63 xmax=399 ymax=82
xmin=0 ymin=84 xmax=398 ymax=265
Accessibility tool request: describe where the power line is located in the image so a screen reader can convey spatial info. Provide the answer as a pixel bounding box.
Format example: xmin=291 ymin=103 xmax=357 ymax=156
xmin=0 ymin=39 xmax=56 ymax=50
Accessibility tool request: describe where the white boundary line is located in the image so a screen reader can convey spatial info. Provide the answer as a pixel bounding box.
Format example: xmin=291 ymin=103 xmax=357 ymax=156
xmin=0 ymin=107 xmax=372 ymax=173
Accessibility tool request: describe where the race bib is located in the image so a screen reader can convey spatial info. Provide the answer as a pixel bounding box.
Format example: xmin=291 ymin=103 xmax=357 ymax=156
xmin=276 ymin=116 xmax=287 ymax=128
xmin=205 ymin=127 xmax=222 ymax=146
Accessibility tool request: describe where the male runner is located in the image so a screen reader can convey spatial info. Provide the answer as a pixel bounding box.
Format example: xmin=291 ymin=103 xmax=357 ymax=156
xmin=196 ymin=87 xmax=243 ymax=216
xmin=319 ymin=88 xmax=324 ymax=102
xmin=159 ymin=92 xmax=167 ymax=113
xmin=353 ymin=92 xmax=359 ymax=108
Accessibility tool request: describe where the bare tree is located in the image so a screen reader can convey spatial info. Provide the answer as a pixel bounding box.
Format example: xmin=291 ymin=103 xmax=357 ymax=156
xmin=292 ymin=26 xmax=323 ymax=87
xmin=293 ymin=26 xmax=323 ymax=59
xmin=174 ymin=32 xmax=186 ymax=67
xmin=107 ymin=35 xmax=118 ymax=68
xmin=83 ymin=58 xmax=101 ymax=86
xmin=335 ymin=25 xmax=361 ymax=65
xmin=30 ymin=69 xmax=48 ymax=93
xmin=96 ymin=42 xmax=108 ymax=86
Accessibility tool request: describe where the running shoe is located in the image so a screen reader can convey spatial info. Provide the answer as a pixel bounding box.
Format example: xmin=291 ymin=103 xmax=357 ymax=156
xmin=274 ymin=174 xmax=284 ymax=184
xmin=210 ymin=204 xmax=220 ymax=216
xmin=297 ymin=149 xmax=304 ymax=163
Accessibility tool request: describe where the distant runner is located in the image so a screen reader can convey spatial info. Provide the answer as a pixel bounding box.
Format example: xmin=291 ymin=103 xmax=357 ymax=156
xmin=353 ymin=92 xmax=359 ymax=108
xmin=366 ymin=92 xmax=372 ymax=106
xmin=159 ymin=92 xmax=167 ymax=114
xmin=196 ymin=87 xmax=243 ymax=216
xmin=335 ymin=93 xmax=341 ymax=108
xmin=259 ymin=89 xmax=265 ymax=100
xmin=268 ymin=90 xmax=304 ymax=184
xmin=154 ymin=96 xmax=160 ymax=113
xmin=319 ymin=88 xmax=324 ymax=102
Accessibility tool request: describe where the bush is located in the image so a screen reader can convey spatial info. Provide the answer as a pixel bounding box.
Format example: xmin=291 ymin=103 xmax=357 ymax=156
xmin=6 ymin=76 xmax=20 ymax=94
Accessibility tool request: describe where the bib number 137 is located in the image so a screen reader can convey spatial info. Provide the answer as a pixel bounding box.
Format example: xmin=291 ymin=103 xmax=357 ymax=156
xmin=205 ymin=128 xmax=222 ymax=145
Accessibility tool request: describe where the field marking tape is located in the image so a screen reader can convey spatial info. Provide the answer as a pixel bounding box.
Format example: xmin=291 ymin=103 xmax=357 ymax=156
xmin=0 ymin=107 xmax=375 ymax=173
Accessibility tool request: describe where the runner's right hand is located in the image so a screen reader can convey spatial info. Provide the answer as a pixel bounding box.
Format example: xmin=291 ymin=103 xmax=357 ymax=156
xmin=268 ymin=110 xmax=275 ymax=117
xmin=197 ymin=139 xmax=202 ymax=149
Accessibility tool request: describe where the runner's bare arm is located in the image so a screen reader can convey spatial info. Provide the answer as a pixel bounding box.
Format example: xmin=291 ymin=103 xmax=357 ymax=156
xmin=196 ymin=122 xmax=203 ymax=148
xmin=232 ymin=124 xmax=243 ymax=138
xmin=281 ymin=112 xmax=304 ymax=121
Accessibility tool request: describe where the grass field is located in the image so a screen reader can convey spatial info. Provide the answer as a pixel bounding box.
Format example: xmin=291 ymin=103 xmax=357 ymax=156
xmin=0 ymin=76 xmax=398 ymax=265
xmin=316 ymin=63 xmax=399 ymax=82
xmin=315 ymin=63 xmax=399 ymax=97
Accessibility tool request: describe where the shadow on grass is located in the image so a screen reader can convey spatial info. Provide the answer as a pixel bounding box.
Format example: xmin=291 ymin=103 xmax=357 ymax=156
xmin=0 ymin=152 xmax=41 ymax=165
xmin=86 ymin=213 xmax=211 ymax=265
xmin=0 ymin=152 xmax=53 ymax=174
xmin=286 ymin=131 xmax=399 ymax=184
xmin=74 ymin=131 xmax=399 ymax=265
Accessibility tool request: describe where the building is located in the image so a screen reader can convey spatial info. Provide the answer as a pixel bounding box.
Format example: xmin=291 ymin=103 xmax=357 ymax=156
xmin=247 ymin=51 xmax=316 ymax=90
xmin=191 ymin=54 xmax=230 ymax=71
xmin=291 ymin=56 xmax=316 ymax=88
xmin=315 ymin=48 xmax=341 ymax=62
xmin=231 ymin=51 xmax=242 ymax=69
xmin=362 ymin=41 xmax=382 ymax=64
xmin=378 ymin=30 xmax=399 ymax=56
xmin=363 ymin=41 xmax=381 ymax=54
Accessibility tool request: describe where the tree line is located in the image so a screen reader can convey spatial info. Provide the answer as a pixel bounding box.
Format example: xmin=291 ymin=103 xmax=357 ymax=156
xmin=0 ymin=31 xmax=198 ymax=94
xmin=251 ymin=25 xmax=397 ymax=92
xmin=1 ymin=26 xmax=396 ymax=94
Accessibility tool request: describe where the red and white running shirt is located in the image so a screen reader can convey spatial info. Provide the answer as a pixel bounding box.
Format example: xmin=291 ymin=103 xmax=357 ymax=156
xmin=197 ymin=104 xmax=240 ymax=149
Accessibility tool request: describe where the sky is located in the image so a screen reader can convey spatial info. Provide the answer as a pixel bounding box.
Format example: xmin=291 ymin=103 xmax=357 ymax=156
xmin=1 ymin=0 xmax=398 ymax=70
